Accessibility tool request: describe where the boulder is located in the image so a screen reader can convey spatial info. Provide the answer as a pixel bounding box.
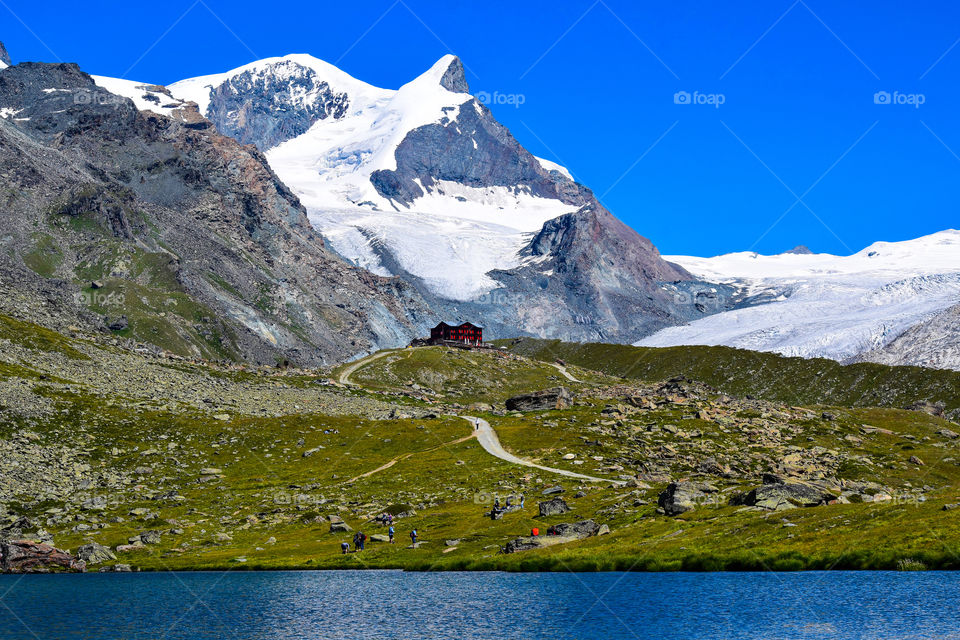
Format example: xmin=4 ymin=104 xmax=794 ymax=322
xmin=731 ymin=476 xmax=838 ymax=511
xmin=330 ymin=521 xmax=353 ymax=533
xmin=538 ymin=497 xmax=570 ymax=517
xmin=505 ymin=387 xmax=572 ymax=412
xmin=107 ymin=315 xmax=129 ymax=331
xmin=77 ymin=543 xmax=116 ymax=565
xmin=547 ymin=520 xmax=600 ymax=539
xmin=0 ymin=540 xmax=86 ymax=573
xmin=140 ymin=530 xmax=162 ymax=545
xmin=542 ymin=486 xmax=564 ymax=496
xmin=369 ymin=534 xmax=390 ymax=543
xmin=658 ymin=481 xmax=717 ymax=516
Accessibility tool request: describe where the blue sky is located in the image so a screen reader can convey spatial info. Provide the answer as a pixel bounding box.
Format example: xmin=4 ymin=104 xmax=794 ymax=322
xmin=2 ymin=0 xmax=959 ymax=256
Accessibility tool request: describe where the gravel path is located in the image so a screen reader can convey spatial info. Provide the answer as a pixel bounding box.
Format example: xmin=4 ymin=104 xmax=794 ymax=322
xmin=462 ymin=416 xmax=621 ymax=485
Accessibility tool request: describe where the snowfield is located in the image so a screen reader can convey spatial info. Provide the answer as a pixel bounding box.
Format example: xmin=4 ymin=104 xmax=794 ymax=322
xmin=638 ymin=230 xmax=960 ymax=362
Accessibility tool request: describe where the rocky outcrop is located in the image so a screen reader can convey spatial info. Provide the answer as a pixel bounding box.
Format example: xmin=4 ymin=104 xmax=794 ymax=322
xmin=506 ymin=387 xmax=572 ymax=412
xmin=0 ymin=540 xmax=85 ymax=573
xmin=731 ymin=474 xmax=838 ymax=511
xmin=204 ymin=60 xmax=350 ymax=151
xmin=0 ymin=41 xmax=10 ymax=67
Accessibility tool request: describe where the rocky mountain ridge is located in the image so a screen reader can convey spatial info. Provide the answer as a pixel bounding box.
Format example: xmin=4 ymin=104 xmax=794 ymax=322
xmin=0 ymin=51 xmax=435 ymax=365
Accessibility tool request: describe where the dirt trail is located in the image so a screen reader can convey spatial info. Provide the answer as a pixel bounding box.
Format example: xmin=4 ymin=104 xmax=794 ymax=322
xmin=462 ymin=416 xmax=621 ymax=485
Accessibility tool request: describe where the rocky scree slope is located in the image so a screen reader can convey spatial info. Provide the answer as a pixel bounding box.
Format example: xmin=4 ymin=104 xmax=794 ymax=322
xmin=0 ymin=57 xmax=434 ymax=365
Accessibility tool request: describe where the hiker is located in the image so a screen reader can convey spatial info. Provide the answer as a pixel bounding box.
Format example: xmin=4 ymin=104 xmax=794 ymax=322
xmin=389 ymin=525 xmax=395 ymax=543
xmin=410 ymin=529 xmax=418 ymax=546
xmin=520 ymin=494 xmax=525 ymax=509
xmin=494 ymin=496 xmax=500 ymax=509
xmin=341 ymin=542 xmax=350 ymax=554
xmin=359 ymin=532 xmax=366 ymax=551
xmin=352 ymin=532 xmax=360 ymax=551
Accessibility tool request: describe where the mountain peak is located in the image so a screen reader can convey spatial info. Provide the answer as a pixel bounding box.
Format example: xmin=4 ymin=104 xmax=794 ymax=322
xmin=783 ymin=245 xmax=813 ymax=255
xmin=436 ymin=55 xmax=470 ymax=93
xmin=0 ymin=41 xmax=10 ymax=68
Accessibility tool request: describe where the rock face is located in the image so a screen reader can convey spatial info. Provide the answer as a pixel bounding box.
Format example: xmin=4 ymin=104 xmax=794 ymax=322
xmin=731 ymin=475 xmax=838 ymax=511
xmin=366 ymin=79 xmax=693 ymax=343
xmin=205 ymin=60 xmax=350 ymax=151
xmin=0 ymin=61 xmax=433 ymax=365
xmin=0 ymin=42 xmax=10 ymax=67
xmin=538 ymin=497 xmax=570 ymax=517
xmin=506 ymin=387 xmax=572 ymax=412
xmin=0 ymin=540 xmax=85 ymax=573
xmin=658 ymin=481 xmax=717 ymax=516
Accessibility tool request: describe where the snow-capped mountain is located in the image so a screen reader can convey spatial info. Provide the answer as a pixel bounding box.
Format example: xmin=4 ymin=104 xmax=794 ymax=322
xmin=638 ymin=230 xmax=960 ymax=369
xmin=95 ymin=54 xmax=691 ymax=342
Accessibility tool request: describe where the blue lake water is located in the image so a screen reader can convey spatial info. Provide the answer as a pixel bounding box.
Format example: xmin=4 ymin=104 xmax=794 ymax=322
xmin=0 ymin=570 xmax=957 ymax=639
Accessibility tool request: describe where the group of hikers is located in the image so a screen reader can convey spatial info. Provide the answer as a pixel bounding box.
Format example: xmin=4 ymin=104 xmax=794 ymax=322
xmin=340 ymin=517 xmax=419 ymax=554
xmin=489 ymin=494 xmax=524 ymax=520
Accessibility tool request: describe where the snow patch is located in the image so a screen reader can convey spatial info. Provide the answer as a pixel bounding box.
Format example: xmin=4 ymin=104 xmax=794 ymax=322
xmin=535 ymin=156 xmax=573 ymax=181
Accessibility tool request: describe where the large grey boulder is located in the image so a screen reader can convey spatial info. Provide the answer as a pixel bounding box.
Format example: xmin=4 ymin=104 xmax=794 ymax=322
xmin=546 ymin=520 xmax=600 ymax=539
xmin=328 ymin=515 xmax=352 ymax=533
xmin=731 ymin=476 xmax=838 ymax=511
xmin=538 ymin=497 xmax=570 ymax=517
xmin=506 ymin=387 xmax=572 ymax=412
xmin=658 ymin=481 xmax=718 ymax=516
xmin=77 ymin=543 xmax=116 ymax=565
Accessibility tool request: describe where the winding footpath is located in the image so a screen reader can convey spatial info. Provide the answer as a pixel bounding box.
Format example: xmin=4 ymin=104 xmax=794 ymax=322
xmin=463 ymin=416 xmax=622 ymax=485
xmin=340 ymin=348 xmax=619 ymax=485
xmin=549 ymin=362 xmax=581 ymax=383
xmin=337 ymin=349 xmax=403 ymax=386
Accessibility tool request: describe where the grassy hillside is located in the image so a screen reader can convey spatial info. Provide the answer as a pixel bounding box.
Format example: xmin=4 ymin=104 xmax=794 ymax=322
xmin=2 ymin=320 xmax=960 ymax=573
xmin=498 ymin=338 xmax=960 ymax=414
